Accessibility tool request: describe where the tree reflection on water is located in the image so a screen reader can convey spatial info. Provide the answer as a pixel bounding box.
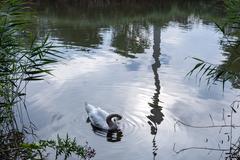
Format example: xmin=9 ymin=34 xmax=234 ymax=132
xmin=147 ymin=25 xmax=164 ymax=159
xmin=111 ymin=24 xmax=150 ymax=58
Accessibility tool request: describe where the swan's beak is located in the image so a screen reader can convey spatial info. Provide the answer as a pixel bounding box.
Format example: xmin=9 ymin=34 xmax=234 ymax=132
xmin=113 ymin=116 xmax=122 ymax=122
xmin=117 ymin=115 xmax=122 ymax=120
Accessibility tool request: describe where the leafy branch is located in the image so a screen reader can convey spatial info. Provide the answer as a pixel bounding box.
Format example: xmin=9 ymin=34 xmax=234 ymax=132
xmin=186 ymin=57 xmax=240 ymax=90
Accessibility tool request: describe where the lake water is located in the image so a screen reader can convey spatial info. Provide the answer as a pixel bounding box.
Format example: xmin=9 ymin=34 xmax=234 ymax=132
xmin=27 ymin=1 xmax=239 ymax=160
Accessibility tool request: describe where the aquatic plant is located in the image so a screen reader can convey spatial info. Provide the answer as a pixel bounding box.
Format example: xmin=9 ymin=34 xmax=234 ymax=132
xmin=174 ymin=98 xmax=240 ymax=160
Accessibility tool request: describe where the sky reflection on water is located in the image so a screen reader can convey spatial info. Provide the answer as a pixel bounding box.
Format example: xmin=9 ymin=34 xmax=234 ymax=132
xmin=26 ymin=1 xmax=240 ymax=160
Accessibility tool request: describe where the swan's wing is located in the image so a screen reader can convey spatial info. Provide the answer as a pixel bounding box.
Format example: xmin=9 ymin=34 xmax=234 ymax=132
xmin=97 ymin=107 xmax=109 ymax=118
xmin=88 ymin=112 xmax=108 ymax=129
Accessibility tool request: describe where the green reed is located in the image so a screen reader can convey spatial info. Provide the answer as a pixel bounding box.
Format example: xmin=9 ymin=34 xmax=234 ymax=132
xmin=185 ymin=0 xmax=240 ymax=159
xmin=0 ymin=0 xmax=95 ymax=159
xmin=188 ymin=0 xmax=240 ymax=90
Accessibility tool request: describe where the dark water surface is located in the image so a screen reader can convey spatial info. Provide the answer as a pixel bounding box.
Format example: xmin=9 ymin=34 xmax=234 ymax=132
xmin=27 ymin=1 xmax=239 ymax=159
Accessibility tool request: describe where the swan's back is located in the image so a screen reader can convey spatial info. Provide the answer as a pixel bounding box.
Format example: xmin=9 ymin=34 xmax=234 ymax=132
xmin=85 ymin=102 xmax=109 ymax=129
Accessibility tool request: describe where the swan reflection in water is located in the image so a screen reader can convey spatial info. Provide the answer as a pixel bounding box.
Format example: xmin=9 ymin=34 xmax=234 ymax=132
xmin=87 ymin=118 xmax=123 ymax=142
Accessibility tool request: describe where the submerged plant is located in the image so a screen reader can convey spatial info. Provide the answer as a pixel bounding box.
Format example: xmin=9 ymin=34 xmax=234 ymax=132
xmin=174 ymin=99 xmax=240 ymax=160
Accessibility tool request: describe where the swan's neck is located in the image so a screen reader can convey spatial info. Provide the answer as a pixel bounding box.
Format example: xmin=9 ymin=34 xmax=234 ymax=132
xmin=106 ymin=114 xmax=122 ymax=130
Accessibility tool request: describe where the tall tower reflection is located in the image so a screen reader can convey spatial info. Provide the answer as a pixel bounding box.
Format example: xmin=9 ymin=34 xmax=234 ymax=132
xmin=147 ymin=25 xmax=164 ymax=160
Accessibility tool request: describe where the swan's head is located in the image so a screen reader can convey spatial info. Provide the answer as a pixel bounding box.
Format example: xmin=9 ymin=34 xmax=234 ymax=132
xmin=106 ymin=114 xmax=122 ymax=131
xmin=112 ymin=114 xmax=122 ymax=121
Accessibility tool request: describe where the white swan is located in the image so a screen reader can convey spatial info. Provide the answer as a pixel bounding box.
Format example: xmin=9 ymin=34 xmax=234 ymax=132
xmin=85 ymin=102 xmax=122 ymax=131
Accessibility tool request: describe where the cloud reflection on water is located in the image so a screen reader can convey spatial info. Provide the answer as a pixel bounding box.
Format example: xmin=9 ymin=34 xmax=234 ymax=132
xmin=26 ymin=17 xmax=239 ymax=160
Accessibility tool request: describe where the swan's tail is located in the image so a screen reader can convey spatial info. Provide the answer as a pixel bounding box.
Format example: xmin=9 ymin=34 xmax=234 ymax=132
xmin=85 ymin=102 xmax=96 ymax=114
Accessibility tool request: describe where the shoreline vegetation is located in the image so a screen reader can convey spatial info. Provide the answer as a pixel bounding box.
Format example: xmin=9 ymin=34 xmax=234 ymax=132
xmin=175 ymin=0 xmax=240 ymax=159
xmin=0 ymin=0 xmax=95 ymax=159
xmin=187 ymin=0 xmax=240 ymax=90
